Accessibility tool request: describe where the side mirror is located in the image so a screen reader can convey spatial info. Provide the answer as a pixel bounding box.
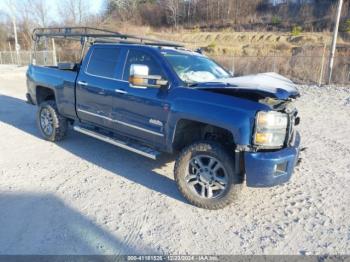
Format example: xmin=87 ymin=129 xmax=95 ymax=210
xmin=129 ymin=64 xmax=168 ymax=88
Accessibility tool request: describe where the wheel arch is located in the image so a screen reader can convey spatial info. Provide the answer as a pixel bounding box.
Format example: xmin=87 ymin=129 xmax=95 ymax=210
xmin=171 ymin=119 xmax=236 ymax=152
xmin=36 ymin=85 xmax=56 ymax=105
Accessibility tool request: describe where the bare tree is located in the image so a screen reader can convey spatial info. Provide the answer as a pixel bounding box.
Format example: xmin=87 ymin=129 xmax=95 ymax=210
xmin=29 ymin=0 xmax=49 ymax=27
xmin=106 ymin=0 xmax=142 ymax=23
xmin=0 ymin=12 xmax=11 ymax=50
xmin=15 ymin=0 xmax=34 ymax=48
xmin=164 ymin=0 xmax=180 ymax=28
xmin=58 ymin=0 xmax=87 ymax=25
xmin=3 ymin=0 xmax=20 ymax=60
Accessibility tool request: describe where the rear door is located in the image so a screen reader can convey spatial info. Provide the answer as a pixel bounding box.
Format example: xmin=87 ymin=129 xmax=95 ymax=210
xmin=76 ymin=45 xmax=123 ymax=129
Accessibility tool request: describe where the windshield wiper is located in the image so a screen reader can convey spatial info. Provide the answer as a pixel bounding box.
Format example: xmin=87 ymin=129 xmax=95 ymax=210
xmin=187 ymin=81 xmax=221 ymax=87
xmin=188 ymin=81 xmax=236 ymax=88
xmin=187 ymin=82 xmax=200 ymax=87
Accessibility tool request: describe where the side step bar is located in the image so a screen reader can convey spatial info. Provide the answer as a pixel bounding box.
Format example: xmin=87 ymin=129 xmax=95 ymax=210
xmin=73 ymin=125 xmax=160 ymax=160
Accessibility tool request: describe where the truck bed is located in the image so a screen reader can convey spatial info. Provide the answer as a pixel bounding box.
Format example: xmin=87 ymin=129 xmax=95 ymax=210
xmin=26 ymin=64 xmax=79 ymax=119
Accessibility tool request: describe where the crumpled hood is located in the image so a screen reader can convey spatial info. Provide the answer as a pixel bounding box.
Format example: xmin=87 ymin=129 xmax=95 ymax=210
xmin=195 ymin=72 xmax=300 ymax=100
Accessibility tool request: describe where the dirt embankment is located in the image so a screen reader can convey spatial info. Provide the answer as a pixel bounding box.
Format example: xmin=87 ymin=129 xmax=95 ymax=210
xmin=152 ymin=31 xmax=350 ymax=57
xmin=150 ymin=30 xmax=350 ymax=84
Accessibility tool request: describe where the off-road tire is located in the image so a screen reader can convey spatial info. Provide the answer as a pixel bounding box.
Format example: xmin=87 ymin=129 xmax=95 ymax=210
xmin=174 ymin=141 xmax=241 ymax=210
xmin=37 ymin=100 xmax=68 ymax=142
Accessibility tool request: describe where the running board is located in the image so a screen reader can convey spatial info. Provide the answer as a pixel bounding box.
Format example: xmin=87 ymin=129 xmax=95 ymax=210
xmin=73 ymin=125 xmax=160 ymax=160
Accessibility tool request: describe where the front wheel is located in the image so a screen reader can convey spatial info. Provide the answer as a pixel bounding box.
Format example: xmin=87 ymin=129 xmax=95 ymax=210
xmin=37 ymin=100 xmax=68 ymax=142
xmin=174 ymin=141 xmax=241 ymax=210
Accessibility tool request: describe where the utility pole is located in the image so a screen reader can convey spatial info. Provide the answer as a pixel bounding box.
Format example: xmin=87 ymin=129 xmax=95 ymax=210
xmin=12 ymin=14 xmax=20 ymax=65
xmin=52 ymin=39 xmax=57 ymax=66
xmin=6 ymin=1 xmax=20 ymax=65
xmin=8 ymin=42 xmax=14 ymax=64
xmin=328 ymin=0 xmax=343 ymax=84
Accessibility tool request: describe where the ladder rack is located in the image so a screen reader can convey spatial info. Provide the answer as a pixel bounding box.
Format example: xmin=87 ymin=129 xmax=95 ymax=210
xmin=32 ymin=27 xmax=184 ymax=48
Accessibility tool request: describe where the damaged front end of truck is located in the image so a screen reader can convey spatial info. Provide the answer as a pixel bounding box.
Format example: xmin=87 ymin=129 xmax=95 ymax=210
xmin=193 ymin=72 xmax=301 ymax=187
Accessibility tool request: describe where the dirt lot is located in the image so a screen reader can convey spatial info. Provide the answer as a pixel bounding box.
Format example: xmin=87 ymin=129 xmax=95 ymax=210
xmin=0 ymin=65 xmax=349 ymax=255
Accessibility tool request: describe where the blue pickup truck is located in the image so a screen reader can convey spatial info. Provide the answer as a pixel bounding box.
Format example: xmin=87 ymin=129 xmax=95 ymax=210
xmin=26 ymin=27 xmax=300 ymax=209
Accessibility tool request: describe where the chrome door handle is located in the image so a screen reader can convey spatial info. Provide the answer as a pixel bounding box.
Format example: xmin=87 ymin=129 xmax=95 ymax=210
xmin=115 ymin=89 xmax=127 ymax=95
xmin=78 ymin=81 xmax=88 ymax=86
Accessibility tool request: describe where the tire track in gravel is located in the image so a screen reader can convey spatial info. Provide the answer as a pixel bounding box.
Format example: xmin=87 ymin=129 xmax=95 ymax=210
xmin=122 ymin=193 xmax=152 ymax=253
xmin=285 ymin=86 xmax=350 ymax=254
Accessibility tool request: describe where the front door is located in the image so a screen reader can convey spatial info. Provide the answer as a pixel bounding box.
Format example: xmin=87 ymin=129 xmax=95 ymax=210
xmin=110 ymin=49 xmax=170 ymax=147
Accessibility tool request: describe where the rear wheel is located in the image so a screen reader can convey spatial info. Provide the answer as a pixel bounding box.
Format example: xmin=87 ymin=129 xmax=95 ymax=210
xmin=174 ymin=141 xmax=241 ymax=210
xmin=37 ymin=100 xmax=67 ymax=142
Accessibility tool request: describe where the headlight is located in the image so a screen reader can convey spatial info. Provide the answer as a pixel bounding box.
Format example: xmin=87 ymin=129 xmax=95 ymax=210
xmin=254 ymin=111 xmax=288 ymax=148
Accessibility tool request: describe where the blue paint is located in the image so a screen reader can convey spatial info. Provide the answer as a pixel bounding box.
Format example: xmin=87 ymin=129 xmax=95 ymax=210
xmin=245 ymin=132 xmax=301 ymax=187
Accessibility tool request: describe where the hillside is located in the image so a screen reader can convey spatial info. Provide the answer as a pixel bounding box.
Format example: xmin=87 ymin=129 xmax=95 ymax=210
xmin=153 ymin=31 xmax=348 ymax=57
xmin=148 ymin=29 xmax=350 ymax=84
xmin=102 ymin=23 xmax=350 ymax=83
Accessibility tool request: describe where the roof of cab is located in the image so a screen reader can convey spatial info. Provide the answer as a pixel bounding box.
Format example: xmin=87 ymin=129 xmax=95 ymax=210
xmin=92 ymin=42 xmax=203 ymax=57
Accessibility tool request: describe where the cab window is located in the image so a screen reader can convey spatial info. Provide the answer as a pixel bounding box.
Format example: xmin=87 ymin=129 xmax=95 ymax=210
xmin=86 ymin=47 xmax=121 ymax=78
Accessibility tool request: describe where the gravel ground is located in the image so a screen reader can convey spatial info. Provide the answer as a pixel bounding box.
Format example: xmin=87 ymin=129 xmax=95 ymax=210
xmin=0 ymin=65 xmax=349 ymax=255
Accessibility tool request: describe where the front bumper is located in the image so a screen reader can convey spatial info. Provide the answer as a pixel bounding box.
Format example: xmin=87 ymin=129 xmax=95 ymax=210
xmin=244 ymin=131 xmax=301 ymax=187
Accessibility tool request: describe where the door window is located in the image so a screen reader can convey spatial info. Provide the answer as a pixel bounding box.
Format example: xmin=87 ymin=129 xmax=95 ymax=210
xmin=86 ymin=47 xmax=121 ymax=78
xmin=123 ymin=49 xmax=166 ymax=81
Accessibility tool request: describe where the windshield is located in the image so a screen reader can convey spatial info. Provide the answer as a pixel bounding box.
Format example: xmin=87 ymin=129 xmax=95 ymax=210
xmin=162 ymin=52 xmax=230 ymax=84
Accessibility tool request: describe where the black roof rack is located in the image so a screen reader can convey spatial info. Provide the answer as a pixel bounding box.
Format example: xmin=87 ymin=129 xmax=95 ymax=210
xmin=32 ymin=27 xmax=184 ymax=48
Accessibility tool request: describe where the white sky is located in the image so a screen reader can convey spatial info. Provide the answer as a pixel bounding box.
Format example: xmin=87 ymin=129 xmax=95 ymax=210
xmin=0 ymin=0 xmax=105 ymax=23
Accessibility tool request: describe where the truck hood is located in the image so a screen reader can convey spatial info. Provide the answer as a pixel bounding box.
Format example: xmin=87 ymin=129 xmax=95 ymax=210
xmin=194 ymin=72 xmax=300 ymax=100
